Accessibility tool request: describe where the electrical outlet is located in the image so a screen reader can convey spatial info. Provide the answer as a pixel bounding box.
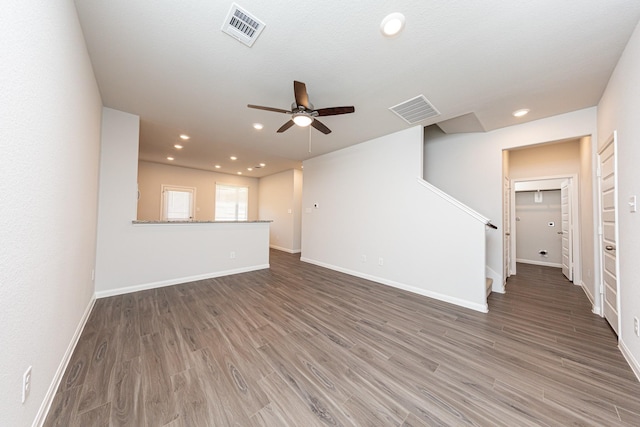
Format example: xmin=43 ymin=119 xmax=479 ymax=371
xmin=230 ymin=251 xmax=236 ymax=259
xmin=378 ymin=257 xmax=384 ymax=266
xmin=634 ymin=317 xmax=639 ymax=337
xmin=22 ymin=366 xmax=32 ymax=403
xmin=361 ymin=255 xmax=367 ymax=263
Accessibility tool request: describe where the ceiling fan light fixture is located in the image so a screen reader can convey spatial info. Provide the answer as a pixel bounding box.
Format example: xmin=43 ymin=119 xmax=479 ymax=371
xmin=381 ymin=13 xmax=405 ymax=37
xmin=292 ymin=113 xmax=313 ymax=127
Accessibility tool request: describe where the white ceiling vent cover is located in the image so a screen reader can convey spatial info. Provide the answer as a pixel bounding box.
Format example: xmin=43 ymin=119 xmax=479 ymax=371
xmin=221 ymin=3 xmax=266 ymax=47
xmin=389 ymin=95 xmax=440 ymax=124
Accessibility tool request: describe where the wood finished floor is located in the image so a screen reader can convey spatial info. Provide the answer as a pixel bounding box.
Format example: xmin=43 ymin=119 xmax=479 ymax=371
xmin=44 ymin=252 xmax=640 ymax=426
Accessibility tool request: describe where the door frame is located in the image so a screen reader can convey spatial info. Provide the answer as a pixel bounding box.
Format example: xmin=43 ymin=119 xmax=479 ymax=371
xmin=509 ymin=174 xmax=580 ymax=284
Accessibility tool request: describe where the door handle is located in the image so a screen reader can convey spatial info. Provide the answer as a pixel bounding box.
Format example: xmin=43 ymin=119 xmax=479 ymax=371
xmin=605 ymin=245 xmax=616 ymax=251
xmin=505 ymin=232 xmax=510 ymax=236
xmin=557 ymin=231 xmax=564 ymax=235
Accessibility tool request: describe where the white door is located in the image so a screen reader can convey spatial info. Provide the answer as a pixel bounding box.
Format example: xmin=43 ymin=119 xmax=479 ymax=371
xmin=504 ymin=176 xmax=511 ymax=280
xmin=560 ymin=180 xmax=573 ymax=281
xmin=599 ymin=132 xmax=619 ymax=335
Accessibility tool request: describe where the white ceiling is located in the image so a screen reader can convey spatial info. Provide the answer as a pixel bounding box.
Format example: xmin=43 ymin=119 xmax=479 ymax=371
xmin=73 ymin=0 xmax=640 ymax=178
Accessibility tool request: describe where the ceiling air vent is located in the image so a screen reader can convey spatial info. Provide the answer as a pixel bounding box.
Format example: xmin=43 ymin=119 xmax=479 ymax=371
xmin=389 ymin=95 xmax=440 ymax=124
xmin=221 ymin=3 xmax=266 ymax=47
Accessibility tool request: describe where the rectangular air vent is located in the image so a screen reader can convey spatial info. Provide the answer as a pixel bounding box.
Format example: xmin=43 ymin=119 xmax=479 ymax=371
xmin=221 ymin=3 xmax=266 ymax=47
xmin=389 ymin=95 xmax=440 ymax=124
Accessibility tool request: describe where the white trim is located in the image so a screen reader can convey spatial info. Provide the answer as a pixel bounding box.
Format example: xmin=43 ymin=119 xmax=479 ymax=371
xmin=620 ymin=340 xmax=640 ymax=382
xmin=579 ymin=280 xmax=602 ymax=315
xmin=301 ymin=257 xmax=489 ymax=313
xmin=416 ymin=178 xmax=490 ymax=225
xmin=33 ymin=296 xmax=96 ymax=427
xmin=269 ymin=245 xmax=301 ymax=254
xmin=95 ymin=265 xmax=269 ymax=298
xmin=515 ymin=258 xmax=563 ymax=268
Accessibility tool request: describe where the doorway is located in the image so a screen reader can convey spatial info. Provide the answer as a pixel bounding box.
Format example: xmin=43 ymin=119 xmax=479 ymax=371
xmin=510 ymin=176 xmax=579 ymax=282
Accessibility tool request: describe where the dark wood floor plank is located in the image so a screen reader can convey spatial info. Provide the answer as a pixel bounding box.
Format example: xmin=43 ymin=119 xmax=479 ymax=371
xmin=75 ymin=327 xmax=118 ymax=414
xmin=140 ymin=332 xmax=180 ymax=426
xmin=109 ymin=356 xmax=144 ymax=426
xmin=44 ymin=254 xmax=640 ymax=426
xmin=42 ymin=386 xmax=80 ymax=427
xmin=72 ymin=401 xmax=110 ymax=427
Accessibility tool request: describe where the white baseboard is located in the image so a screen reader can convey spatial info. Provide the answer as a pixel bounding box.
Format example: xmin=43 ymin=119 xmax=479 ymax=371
xmin=33 ymin=296 xmax=96 ymax=427
xmin=515 ymin=258 xmax=563 ymax=268
xmin=578 ymin=280 xmax=602 ymax=316
xmin=270 ymin=245 xmax=301 ymax=254
xmin=95 ymin=264 xmax=270 ymax=298
xmin=300 ymin=257 xmax=488 ymax=313
xmin=619 ymin=340 xmax=640 ymax=382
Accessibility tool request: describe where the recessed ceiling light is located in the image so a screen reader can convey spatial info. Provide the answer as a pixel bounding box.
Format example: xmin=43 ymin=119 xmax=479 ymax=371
xmin=179 ymin=134 xmax=190 ymax=140
xmin=174 ymin=144 xmax=183 ymax=149
xmin=513 ymin=109 xmax=530 ymax=118
xmin=237 ymin=171 xmax=242 ymax=175
xmin=230 ymin=156 xmax=237 ymax=160
xmin=259 ymin=163 xmax=266 ymax=167
xmin=381 ymin=13 xmax=405 ymax=37
xmin=167 ymin=156 xmax=174 ymax=161
xmin=214 ymin=164 xmax=221 ymax=169
xmin=253 ymin=123 xmax=264 ymax=130
xmin=247 ymin=168 xmax=253 ymax=171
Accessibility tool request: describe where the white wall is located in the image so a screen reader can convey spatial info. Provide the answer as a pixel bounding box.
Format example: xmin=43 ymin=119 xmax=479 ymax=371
xmin=579 ymin=136 xmax=597 ymax=308
xmin=137 ymin=161 xmax=259 ymax=221
xmin=424 ymin=108 xmax=597 ymax=288
xmin=259 ymin=169 xmax=303 ymax=253
xmin=597 ymin=20 xmax=640 ymax=378
xmin=302 ymin=127 xmax=488 ymax=312
xmin=0 ymin=1 xmax=102 ymax=425
xmin=515 ymin=190 xmax=562 ymax=266
xmin=95 ymin=108 xmax=270 ymax=297
xmin=509 ymin=139 xmax=581 ymax=180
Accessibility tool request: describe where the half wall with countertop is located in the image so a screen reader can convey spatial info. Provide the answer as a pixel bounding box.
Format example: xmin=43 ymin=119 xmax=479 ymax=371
xmin=94 ymin=108 xmax=270 ymax=298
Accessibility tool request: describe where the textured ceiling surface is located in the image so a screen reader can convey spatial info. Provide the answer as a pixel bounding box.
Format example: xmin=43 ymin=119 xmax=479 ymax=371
xmin=74 ymin=0 xmax=640 ymax=177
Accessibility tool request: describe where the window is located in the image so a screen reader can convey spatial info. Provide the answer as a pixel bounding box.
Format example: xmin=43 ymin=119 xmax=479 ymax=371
xmin=215 ymin=183 xmax=248 ymax=221
xmin=161 ymin=185 xmax=195 ymax=221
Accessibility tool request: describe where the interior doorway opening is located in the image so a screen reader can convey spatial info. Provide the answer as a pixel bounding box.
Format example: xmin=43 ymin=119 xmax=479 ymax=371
xmin=510 ymin=176 xmax=579 ymax=283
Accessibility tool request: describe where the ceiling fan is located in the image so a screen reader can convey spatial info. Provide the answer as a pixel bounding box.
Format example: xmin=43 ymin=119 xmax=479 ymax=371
xmin=248 ymin=81 xmax=355 ymax=134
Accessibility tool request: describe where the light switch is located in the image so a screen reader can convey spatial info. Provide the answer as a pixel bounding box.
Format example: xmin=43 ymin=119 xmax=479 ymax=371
xmin=629 ymin=195 xmax=637 ymax=213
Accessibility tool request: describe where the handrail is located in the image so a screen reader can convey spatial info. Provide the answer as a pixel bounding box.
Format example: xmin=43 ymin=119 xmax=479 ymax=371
xmin=416 ymin=178 xmax=490 ymax=225
xmin=486 ymin=222 xmax=498 ymax=229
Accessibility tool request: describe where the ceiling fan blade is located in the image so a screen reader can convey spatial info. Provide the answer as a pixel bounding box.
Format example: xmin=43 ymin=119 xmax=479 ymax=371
xmin=311 ymin=119 xmax=331 ymax=134
xmin=247 ymin=104 xmax=291 ymax=114
xmin=277 ymin=120 xmax=295 ymax=133
xmin=316 ymin=106 xmax=355 ymax=116
xmin=294 ymin=81 xmax=310 ymax=109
